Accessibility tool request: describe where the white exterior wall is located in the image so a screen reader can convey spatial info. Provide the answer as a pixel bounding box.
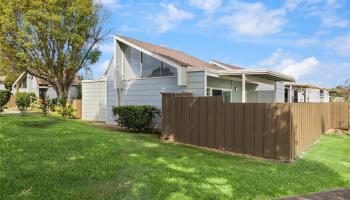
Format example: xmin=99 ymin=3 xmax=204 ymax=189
xmin=306 ymin=88 xmax=320 ymax=102
xmin=82 ymin=80 xmax=107 ymax=122
xmin=106 ymin=58 xmax=117 ymax=124
xmin=46 ymin=87 xmax=57 ymax=99
xmin=118 ymin=72 xmax=205 ymax=110
xmin=68 ymin=86 xmax=78 ymax=99
xmin=12 ymin=74 xmax=78 ymax=99
xmin=207 ymin=77 xmax=285 ymax=103
xmin=110 ymin=71 xmax=206 ymax=127
xmin=275 ymin=82 xmax=285 ymax=102
xmin=322 ymin=91 xmax=330 ymax=102
xmin=0 ymin=83 xmax=5 ymax=90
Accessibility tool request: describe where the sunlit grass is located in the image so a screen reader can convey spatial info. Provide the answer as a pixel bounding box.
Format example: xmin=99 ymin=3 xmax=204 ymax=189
xmin=0 ymin=114 xmax=350 ymax=200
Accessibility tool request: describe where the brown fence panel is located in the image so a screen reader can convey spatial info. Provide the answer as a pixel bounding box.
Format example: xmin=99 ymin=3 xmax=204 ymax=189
xmin=199 ymin=97 xmax=208 ymax=147
xmin=290 ymin=103 xmax=334 ymax=157
xmin=5 ymin=95 xmax=16 ymax=108
xmin=243 ymin=103 xmax=255 ymax=155
xmin=161 ymin=94 xmax=350 ymax=161
xmin=275 ymin=104 xmax=291 ymax=160
xmin=331 ymin=103 xmax=350 ymax=130
xmin=233 ymin=104 xmax=244 ymax=153
xmin=263 ymin=104 xmax=277 ymax=159
xmin=73 ymin=100 xmax=82 ymax=119
xmin=207 ymin=97 xmax=218 ymax=148
xmin=224 ymin=103 xmax=234 ymax=151
xmin=253 ymin=104 xmax=265 ymax=157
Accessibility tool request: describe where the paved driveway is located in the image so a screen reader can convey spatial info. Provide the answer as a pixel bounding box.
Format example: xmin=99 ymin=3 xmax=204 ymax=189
xmin=281 ymin=189 xmax=350 ymax=200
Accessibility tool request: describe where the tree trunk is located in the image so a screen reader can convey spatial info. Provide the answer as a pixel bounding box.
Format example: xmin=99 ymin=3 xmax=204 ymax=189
xmin=55 ymin=84 xmax=70 ymax=99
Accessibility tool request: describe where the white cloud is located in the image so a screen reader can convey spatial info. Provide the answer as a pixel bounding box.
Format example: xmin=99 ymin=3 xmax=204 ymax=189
xmin=100 ymin=0 xmax=120 ymax=9
xmin=189 ymin=0 xmax=222 ymax=14
xmin=294 ymin=38 xmax=319 ymax=47
xmin=320 ymin=14 xmax=348 ymax=28
xmin=259 ymin=49 xmax=319 ymax=79
xmin=328 ymin=35 xmax=350 ymax=56
xmin=153 ymin=3 xmax=194 ymax=34
xmin=219 ymin=1 xmax=287 ymax=37
xmin=283 ymin=0 xmax=302 ymax=11
xmin=306 ymin=0 xmax=349 ymax=28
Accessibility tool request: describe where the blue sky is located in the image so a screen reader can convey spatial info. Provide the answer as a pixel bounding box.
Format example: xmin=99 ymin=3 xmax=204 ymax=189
xmin=92 ymin=0 xmax=350 ymax=88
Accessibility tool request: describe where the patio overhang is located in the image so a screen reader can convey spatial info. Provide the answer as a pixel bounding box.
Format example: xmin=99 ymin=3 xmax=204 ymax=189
xmin=216 ymin=69 xmax=295 ymax=103
xmin=218 ymin=69 xmax=295 ymax=82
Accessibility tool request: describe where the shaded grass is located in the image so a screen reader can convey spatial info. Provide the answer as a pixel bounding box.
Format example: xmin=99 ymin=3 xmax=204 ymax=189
xmin=0 ymin=114 xmax=350 ymax=200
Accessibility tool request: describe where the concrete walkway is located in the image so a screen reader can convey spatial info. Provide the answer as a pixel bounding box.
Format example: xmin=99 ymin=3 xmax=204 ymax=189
xmin=0 ymin=109 xmax=21 ymax=115
xmin=281 ymin=189 xmax=350 ymax=200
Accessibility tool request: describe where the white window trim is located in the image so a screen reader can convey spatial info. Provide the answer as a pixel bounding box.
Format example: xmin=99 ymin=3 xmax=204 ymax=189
xmin=116 ymin=36 xmax=187 ymax=86
xmin=207 ymin=87 xmax=233 ymax=102
xmin=123 ymin=76 xmax=177 ymax=81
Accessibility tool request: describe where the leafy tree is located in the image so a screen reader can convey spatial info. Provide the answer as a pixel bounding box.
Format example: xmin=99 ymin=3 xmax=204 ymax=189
xmin=332 ymin=79 xmax=350 ymax=101
xmin=3 ymin=72 xmax=20 ymax=91
xmin=0 ymin=0 xmax=107 ymax=98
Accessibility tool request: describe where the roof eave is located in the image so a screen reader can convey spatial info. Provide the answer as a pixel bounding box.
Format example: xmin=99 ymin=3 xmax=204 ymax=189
xmin=218 ymin=69 xmax=295 ymax=82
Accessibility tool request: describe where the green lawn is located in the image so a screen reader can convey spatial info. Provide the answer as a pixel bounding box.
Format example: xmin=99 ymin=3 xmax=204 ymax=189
xmin=0 ymin=114 xmax=349 ymax=200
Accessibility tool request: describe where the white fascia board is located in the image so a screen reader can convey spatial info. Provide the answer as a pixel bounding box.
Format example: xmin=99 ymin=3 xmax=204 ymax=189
xmin=209 ymin=60 xmax=232 ymax=70
xmin=103 ymin=56 xmax=114 ymax=76
xmin=82 ymin=77 xmax=108 ymax=83
xmin=284 ymin=82 xmax=328 ymax=90
xmin=115 ymin=35 xmax=187 ymax=86
xmin=206 ymin=71 xmax=220 ymax=78
xmin=12 ymin=72 xmax=26 ymax=88
xmin=218 ymin=69 xmax=295 ymax=82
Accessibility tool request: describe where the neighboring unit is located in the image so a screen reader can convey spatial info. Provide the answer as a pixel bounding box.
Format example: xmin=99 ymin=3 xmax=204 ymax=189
xmin=0 ymin=76 xmax=5 ymax=90
xmin=284 ymin=82 xmax=329 ymax=103
xmin=12 ymin=72 xmax=81 ymax=99
xmin=82 ymin=35 xmax=295 ymax=125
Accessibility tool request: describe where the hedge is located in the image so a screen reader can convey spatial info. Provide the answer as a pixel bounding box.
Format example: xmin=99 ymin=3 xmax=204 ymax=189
xmin=112 ymin=105 xmax=160 ymax=132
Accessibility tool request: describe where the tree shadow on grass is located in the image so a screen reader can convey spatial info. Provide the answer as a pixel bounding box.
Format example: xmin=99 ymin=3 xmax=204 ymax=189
xmin=15 ymin=118 xmax=61 ymax=129
xmin=100 ymin=138 xmax=349 ymax=200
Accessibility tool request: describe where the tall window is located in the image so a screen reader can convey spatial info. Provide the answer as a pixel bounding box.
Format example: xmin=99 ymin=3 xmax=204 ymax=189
xmin=20 ymin=79 xmax=27 ymax=88
xmin=161 ymin=62 xmax=176 ymax=76
xmin=141 ymin=53 xmax=176 ymax=78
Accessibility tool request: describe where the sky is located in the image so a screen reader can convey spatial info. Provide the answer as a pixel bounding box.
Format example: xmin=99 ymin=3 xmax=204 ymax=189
xmin=91 ymin=0 xmax=350 ymax=88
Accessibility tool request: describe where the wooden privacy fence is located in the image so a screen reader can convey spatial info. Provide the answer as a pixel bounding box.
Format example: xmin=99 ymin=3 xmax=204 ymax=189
xmin=72 ymin=100 xmax=82 ymax=119
xmin=5 ymin=95 xmax=16 ymax=108
xmin=162 ymin=93 xmax=350 ymax=161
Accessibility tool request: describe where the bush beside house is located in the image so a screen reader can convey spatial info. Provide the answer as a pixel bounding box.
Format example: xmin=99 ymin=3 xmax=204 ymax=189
xmin=0 ymin=90 xmax=11 ymax=113
xmin=15 ymin=92 xmax=32 ymax=111
xmin=113 ymin=105 xmax=160 ymax=132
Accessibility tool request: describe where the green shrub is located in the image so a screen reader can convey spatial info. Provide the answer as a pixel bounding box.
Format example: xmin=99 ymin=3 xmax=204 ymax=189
xmin=112 ymin=105 xmax=161 ymax=132
xmin=55 ymin=101 xmax=76 ymax=119
xmin=15 ymin=92 xmax=31 ymax=111
xmin=0 ymin=90 xmax=11 ymax=113
xmin=40 ymin=98 xmax=49 ymax=116
xmin=48 ymin=97 xmax=68 ymax=112
xmin=48 ymin=98 xmax=58 ymax=111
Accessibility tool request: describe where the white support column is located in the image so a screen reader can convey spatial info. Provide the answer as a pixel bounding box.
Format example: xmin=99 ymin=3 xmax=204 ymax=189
xmin=289 ymin=85 xmax=293 ymax=103
xmin=242 ymin=74 xmax=246 ymax=103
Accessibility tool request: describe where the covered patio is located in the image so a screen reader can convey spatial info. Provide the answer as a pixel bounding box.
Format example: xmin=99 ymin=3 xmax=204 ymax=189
xmin=206 ymin=69 xmax=295 ymax=103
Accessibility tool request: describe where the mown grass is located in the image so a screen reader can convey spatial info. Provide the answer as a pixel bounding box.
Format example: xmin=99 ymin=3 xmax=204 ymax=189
xmin=0 ymin=114 xmax=349 ymax=200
